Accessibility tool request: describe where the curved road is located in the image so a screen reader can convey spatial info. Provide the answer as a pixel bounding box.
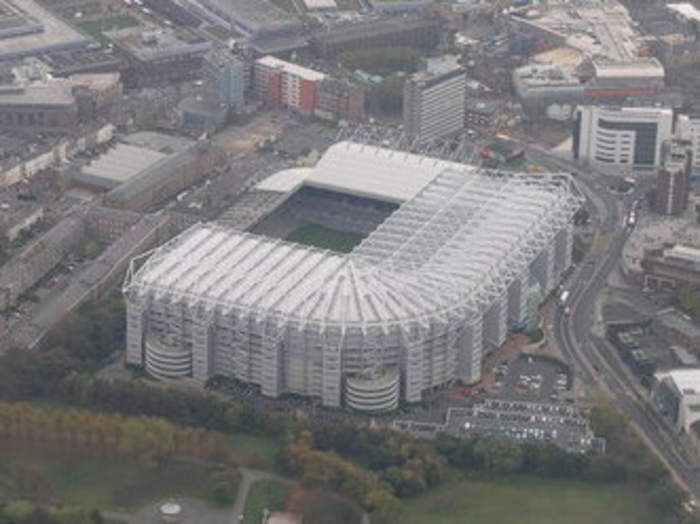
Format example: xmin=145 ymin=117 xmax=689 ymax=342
xmin=525 ymin=145 xmax=700 ymax=497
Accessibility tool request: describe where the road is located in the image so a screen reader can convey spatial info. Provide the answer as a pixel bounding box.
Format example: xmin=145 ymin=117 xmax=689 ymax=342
xmin=528 ymin=146 xmax=700 ymax=497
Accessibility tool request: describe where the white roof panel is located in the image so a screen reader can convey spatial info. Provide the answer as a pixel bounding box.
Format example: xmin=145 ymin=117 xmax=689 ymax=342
xmin=126 ymin=145 xmax=582 ymax=329
xmin=304 ymin=141 xmax=467 ymax=203
xmin=255 ymin=167 xmax=312 ymax=193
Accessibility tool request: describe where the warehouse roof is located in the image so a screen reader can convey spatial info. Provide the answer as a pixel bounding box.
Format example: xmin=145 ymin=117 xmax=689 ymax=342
xmin=125 ymin=146 xmax=581 ymax=328
xmin=304 ymin=141 xmax=464 ymax=204
xmin=0 ymin=0 xmax=90 ymax=60
xmin=80 ymin=144 xmax=167 ymax=189
xmin=593 ymin=58 xmax=665 ymax=79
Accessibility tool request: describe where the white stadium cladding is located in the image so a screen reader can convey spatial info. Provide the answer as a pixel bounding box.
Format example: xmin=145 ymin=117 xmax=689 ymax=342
xmin=123 ymin=141 xmax=582 ymax=412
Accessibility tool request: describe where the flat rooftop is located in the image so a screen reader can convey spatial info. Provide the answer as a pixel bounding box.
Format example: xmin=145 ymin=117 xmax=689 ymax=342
xmin=256 ymin=56 xmax=326 ymax=82
xmin=0 ymin=0 xmax=90 ymax=60
xmin=512 ymin=1 xmax=642 ymax=61
xmin=656 ymin=308 xmax=700 ymax=340
xmin=106 ymin=27 xmax=210 ymax=62
xmin=514 ymin=63 xmax=582 ymax=88
xmin=200 ymin=0 xmax=294 ymax=28
xmin=0 ymin=81 xmax=74 ymax=106
xmin=79 ymin=143 xmax=167 ymax=189
xmin=623 ymin=199 xmax=700 ymax=274
xmin=593 ymin=58 xmax=665 ymax=79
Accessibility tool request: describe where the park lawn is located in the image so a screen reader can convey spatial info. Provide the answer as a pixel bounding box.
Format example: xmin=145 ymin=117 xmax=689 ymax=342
xmin=286 ymin=224 xmax=364 ymax=253
xmin=229 ymin=434 xmax=280 ymax=471
xmin=0 ymin=445 xmax=212 ymax=512
xmin=78 ymin=15 xmax=139 ymax=43
xmin=400 ymin=475 xmax=657 ymax=524
xmin=241 ymin=480 xmax=290 ymax=524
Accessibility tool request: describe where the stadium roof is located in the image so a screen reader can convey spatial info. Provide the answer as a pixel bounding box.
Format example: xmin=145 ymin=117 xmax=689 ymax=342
xmin=303 ymin=0 xmax=337 ymax=9
xmin=125 ymin=149 xmax=581 ymax=329
xmin=255 ymin=167 xmax=311 ymax=193
xmin=668 ymin=3 xmax=700 ymax=22
xmin=305 ymin=141 xmax=464 ymax=204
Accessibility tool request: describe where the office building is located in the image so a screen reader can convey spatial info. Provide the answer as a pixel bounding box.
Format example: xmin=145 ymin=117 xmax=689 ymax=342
xmin=106 ymin=27 xmax=210 ymax=89
xmin=655 ymin=139 xmax=692 ymax=216
xmin=403 ymin=55 xmax=467 ymax=143
xmin=205 ymin=51 xmax=246 ymax=108
xmin=572 ymin=105 xmax=674 ymax=171
xmin=653 ymin=368 xmax=700 ymax=433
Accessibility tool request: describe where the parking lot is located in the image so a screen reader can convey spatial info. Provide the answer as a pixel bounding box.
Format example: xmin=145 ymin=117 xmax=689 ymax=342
xmin=490 ymin=354 xmax=572 ymax=403
xmin=443 ymin=399 xmax=603 ymax=454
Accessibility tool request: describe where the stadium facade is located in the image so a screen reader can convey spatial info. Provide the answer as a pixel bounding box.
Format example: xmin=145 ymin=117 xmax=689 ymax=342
xmin=123 ymin=142 xmax=582 ymax=412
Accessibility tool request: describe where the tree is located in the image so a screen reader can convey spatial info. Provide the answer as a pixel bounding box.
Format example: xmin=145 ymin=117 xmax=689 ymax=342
xmin=301 ymin=492 xmax=362 ymax=524
xmin=368 ymin=75 xmax=404 ymax=115
xmin=12 ymin=467 xmax=54 ymax=504
xmin=474 ymin=437 xmax=523 ymax=475
xmin=118 ymin=417 xmax=176 ymax=469
xmin=649 ymin=477 xmax=687 ymax=520
xmin=338 ymin=47 xmax=420 ymax=75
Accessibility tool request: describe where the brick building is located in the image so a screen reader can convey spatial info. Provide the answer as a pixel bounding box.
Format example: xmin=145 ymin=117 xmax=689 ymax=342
xmin=315 ymin=78 xmax=365 ymax=122
xmin=254 ymin=56 xmax=325 ymax=116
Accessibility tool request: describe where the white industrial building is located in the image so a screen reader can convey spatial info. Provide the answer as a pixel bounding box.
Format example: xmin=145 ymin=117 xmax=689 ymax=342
xmin=653 ymin=369 xmax=700 ymax=433
xmin=123 ymin=142 xmax=581 ymax=412
xmin=403 ymin=55 xmax=467 ymax=144
xmin=573 ymin=105 xmax=674 ymax=172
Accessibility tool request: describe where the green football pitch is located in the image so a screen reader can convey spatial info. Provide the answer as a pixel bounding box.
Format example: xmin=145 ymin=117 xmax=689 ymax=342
xmin=286 ymin=224 xmax=364 ymax=253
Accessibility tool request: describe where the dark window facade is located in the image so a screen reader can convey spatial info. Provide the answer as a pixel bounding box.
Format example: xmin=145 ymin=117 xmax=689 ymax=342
xmin=599 ymin=119 xmax=658 ymax=165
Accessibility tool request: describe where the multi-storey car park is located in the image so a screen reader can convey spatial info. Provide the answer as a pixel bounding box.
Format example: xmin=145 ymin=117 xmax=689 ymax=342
xmin=123 ymin=142 xmax=582 ymax=412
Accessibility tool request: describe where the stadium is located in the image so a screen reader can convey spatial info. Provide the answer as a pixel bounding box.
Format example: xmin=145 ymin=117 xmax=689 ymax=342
xmin=123 ymin=141 xmax=582 ymax=412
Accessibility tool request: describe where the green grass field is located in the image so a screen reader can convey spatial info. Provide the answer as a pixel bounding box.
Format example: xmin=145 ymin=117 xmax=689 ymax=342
xmin=286 ymin=224 xmax=364 ymax=253
xmin=241 ymin=480 xmax=291 ymax=524
xmin=229 ymin=434 xmax=280 ymax=472
xmin=78 ymin=15 xmax=139 ymax=44
xmin=400 ymin=475 xmax=657 ymax=524
xmin=0 ymin=445 xmax=212 ymax=512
